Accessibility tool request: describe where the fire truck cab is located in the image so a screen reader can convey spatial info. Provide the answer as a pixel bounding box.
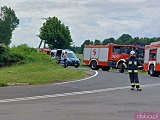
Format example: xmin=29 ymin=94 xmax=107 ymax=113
xmin=83 ymin=44 xmax=144 ymax=72
xmin=143 ymin=41 xmax=160 ymax=77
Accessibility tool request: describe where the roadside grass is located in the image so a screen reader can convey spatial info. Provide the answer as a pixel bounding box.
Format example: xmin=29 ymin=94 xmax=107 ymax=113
xmin=76 ymin=54 xmax=88 ymax=68
xmin=0 ymin=61 xmax=86 ymax=86
xmin=0 ymin=53 xmax=147 ymax=87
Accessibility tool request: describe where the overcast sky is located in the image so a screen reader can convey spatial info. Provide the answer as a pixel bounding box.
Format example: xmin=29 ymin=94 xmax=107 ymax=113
xmin=1 ymin=0 xmax=160 ymax=47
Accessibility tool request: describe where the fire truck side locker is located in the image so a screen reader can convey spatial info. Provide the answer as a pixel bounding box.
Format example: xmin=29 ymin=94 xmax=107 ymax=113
xmin=144 ymin=49 xmax=150 ymax=65
xmin=83 ymin=47 xmax=90 ymax=65
xmin=143 ymin=43 xmax=160 ymax=77
xmin=155 ymin=47 xmax=160 ymax=71
xmin=99 ymin=47 xmax=109 ymax=63
xmin=156 ymin=48 xmax=160 ymax=64
xmin=83 ymin=45 xmax=110 ymax=70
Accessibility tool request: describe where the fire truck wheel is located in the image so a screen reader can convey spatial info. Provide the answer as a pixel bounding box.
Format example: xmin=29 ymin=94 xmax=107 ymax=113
xmin=119 ymin=66 xmax=124 ymax=73
xmin=101 ymin=67 xmax=110 ymax=71
xmin=149 ymin=65 xmax=159 ymax=77
xmin=118 ymin=62 xmax=124 ymax=73
xmin=90 ymin=61 xmax=99 ymax=70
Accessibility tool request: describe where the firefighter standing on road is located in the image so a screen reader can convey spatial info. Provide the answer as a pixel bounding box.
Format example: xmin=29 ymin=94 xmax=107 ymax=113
xmin=123 ymin=51 xmax=142 ymax=91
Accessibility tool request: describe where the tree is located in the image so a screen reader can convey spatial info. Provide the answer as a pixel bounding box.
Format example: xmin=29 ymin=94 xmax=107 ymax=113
xmin=115 ymin=34 xmax=133 ymax=44
xmin=0 ymin=19 xmax=11 ymax=45
xmin=80 ymin=39 xmax=93 ymax=53
xmin=94 ymin=39 xmax=101 ymax=44
xmin=0 ymin=44 xmax=10 ymax=67
xmin=71 ymin=45 xmax=82 ymax=54
xmin=38 ymin=17 xmax=73 ymax=49
xmin=82 ymin=39 xmax=93 ymax=45
xmin=133 ymin=37 xmax=141 ymax=45
xmin=102 ymin=38 xmax=115 ymax=44
xmin=0 ymin=6 xmax=19 ymax=45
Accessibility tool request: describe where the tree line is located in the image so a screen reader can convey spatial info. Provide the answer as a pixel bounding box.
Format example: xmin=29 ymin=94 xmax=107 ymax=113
xmin=72 ymin=34 xmax=160 ymax=54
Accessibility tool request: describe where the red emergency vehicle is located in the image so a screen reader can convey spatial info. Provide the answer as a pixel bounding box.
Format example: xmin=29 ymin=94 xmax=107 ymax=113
xmin=83 ymin=44 xmax=144 ymax=72
xmin=38 ymin=48 xmax=51 ymax=55
xmin=37 ymin=40 xmax=51 ymax=55
xmin=143 ymin=41 xmax=160 ymax=77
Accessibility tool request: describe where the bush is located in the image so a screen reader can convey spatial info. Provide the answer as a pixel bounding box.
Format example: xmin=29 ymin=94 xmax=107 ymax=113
xmin=0 ymin=44 xmax=54 ymax=67
xmin=0 ymin=82 xmax=8 ymax=87
xmin=9 ymin=44 xmax=53 ymax=64
xmin=0 ymin=44 xmax=10 ymax=67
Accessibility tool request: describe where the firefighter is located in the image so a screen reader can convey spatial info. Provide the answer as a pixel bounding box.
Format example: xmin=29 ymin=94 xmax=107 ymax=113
xmin=123 ymin=51 xmax=142 ymax=91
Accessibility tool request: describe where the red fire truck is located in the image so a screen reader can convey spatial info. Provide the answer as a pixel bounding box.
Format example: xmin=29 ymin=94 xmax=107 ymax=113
xmin=37 ymin=40 xmax=51 ymax=55
xmin=38 ymin=48 xmax=51 ymax=55
xmin=143 ymin=41 xmax=160 ymax=77
xmin=83 ymin=44 xmax=144 ymax=72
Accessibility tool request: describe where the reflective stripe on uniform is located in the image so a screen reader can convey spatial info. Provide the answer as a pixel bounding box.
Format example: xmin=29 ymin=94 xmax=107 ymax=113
xmin=134 ymin=61 xmax=137 ymax=65
xmin=128 ymin=70 xmax=138 ymax=73
xmin=131 ymin=83 xmax=135 ymax=87
xmin=131 ymin=83 xmax=135 ymax=86
xmin=134 ymin=70 xmax=138 ymax=73
xmin=128 ymin=70 xmax=132 ymax=73
xmin=128 ymin=61 xmax=132 ymax=64
xmin=138 ymin=66 xmax=142 ymax=68
xmin=123 ymin=63 xmax=127 ymax=68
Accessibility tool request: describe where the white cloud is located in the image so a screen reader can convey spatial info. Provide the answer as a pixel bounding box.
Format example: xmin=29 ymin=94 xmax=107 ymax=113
xmin=1 ymin=0 xmax=160 ymax=47
xmin=108 ymin=0 xmax=147 ymax=3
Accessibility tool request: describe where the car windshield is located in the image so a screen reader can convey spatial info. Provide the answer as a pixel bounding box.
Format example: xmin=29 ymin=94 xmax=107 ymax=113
xmin=67 ymin=53 xmax=77 ymax=58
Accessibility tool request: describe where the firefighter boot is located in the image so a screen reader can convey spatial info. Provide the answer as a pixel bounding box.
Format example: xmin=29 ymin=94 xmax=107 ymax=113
xmin=131 ymin=83 xmax=135 ymax=90
xmin=137 ymin=88 xmax=142 ymax=91
xmin=135 ymin=84 xmax=141 ymax=91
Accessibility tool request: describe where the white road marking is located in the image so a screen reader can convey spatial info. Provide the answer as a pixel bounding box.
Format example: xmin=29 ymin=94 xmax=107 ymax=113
xmin=52 ymin=70 xmax=98 ymax=85
xmin=0 ymin=83 xmax=160 ymax=104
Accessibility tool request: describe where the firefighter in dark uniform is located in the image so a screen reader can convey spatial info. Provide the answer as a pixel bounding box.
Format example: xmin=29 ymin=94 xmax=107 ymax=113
xmin=123 ymin=51 xmax=142 ymax=91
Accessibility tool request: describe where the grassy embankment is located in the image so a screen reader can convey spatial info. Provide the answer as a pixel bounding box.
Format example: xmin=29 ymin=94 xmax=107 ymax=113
xmin=0 ymin=53 xmax=146 ymax=87
xmin=0 ymin=60 xmax=86 ymax=86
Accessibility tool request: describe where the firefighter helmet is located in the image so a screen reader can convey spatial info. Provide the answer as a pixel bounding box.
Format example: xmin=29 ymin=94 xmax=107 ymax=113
xmin=130 ymin=51 xmax=136 ymax=56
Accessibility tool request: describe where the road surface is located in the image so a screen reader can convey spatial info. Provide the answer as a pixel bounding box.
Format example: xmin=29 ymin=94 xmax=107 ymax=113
xmin=0 ymin=70 xmax=160 ymax=120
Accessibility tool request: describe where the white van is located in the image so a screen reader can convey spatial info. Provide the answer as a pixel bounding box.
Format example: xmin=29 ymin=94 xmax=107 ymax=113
xmin=51 ymin=49 xmax=80 ymax=68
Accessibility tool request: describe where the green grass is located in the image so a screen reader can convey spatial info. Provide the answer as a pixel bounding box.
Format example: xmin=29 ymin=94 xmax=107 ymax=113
xmin=76 ymin=54 xmax=88 ymax=68
xmin=0 ymin=61 xmax=86 ymax=86
xmin=0 ymin=53 xmax=146 ymax=87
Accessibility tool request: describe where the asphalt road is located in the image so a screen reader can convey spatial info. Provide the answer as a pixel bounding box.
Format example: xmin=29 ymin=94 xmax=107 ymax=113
xmin=0 ymin=69 xmax=160 ymax=120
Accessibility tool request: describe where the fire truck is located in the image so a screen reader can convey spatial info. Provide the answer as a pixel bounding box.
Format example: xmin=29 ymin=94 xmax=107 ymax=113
xmin=143 ymin=41 xmax=160 ymax=77
xmin=38 ymin=48 xmax=51 ymax=55
xmin=37 ymin=40 xmax=51 ymax=55
xmin=83 ymin=44 xmax=144 ymax=72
